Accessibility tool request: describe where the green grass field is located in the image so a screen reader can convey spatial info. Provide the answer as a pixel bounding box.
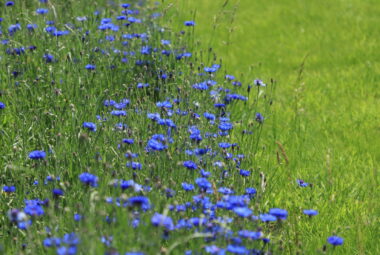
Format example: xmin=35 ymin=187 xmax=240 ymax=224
xmin=0 ymin=0 xmax=378 ymax=254
xmin=165 ymin=0 xmax=380 ymax=253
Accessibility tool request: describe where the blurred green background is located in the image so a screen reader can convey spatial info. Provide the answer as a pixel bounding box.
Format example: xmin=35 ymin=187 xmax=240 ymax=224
xmin=164 ymin=0 xmax=380 ymax=253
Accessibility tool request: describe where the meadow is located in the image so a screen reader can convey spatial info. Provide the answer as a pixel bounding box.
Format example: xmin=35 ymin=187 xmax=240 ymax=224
xmin=0 ymin=0 xmax=379 ymax=254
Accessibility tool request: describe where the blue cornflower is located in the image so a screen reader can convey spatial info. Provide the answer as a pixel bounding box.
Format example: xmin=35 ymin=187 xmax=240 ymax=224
xmin=218 ymin=187 xmax=234 ymax=195
xmin=136 ymin=82 xmax=148 ymax=88
xmin=195 ymin=178 xmax=211 ymax=190
xmin=101 ymin=18 xmax=112 ymax=24
xmin=203 ymin=112 xmax=215 ymax=121
xmin=140 ymin=46 xmax=151 ymax=55
xmin=327 ymin=236 xmax=344 ymax=246
xmin=6 ymin=1 xmax=14 ymax=6
xmin=115 ymin=122 xmax=128 ymax=130
xmin=103 ymin=99 xmax=116 ymax=107
xmin=3 ymin=186 xmax=16 ymax=193
xmin=24 ymin=200 xmax=44 ymax=216
xmin=85 ymin=64 xmax=96 ymax=70
xmin=122 ymin=138 xmax=134 ymax=144
xmin=225 ymin=94 xmax=247 ymax=102
xmin=190 ymin=217 xmax=208 ymax=226
xmin=121 ymin=3 xmax=130 ymax=8
xmin=43 ymin=54 xmax=54 ymax=63
xmin=45 ymin=175 xmax=54 ymax=184
xmin=17 ymin=219 xmax=32 ymax=230
xmin=239 ymin=169 xmax=250 ymax=176
xmin=245 ymin=188 xmax=256 ymax=198
xmin=238 ymin=230 xmax=262 ymax=240
xmin=224 ymin=196 xmax=248 ymax=208
xmin=29 ymin=150 xmax=46 ymax=160
xmin=151 ymin=213 xmax=174 ymax=230
xmin=161 ymin=72 xmax=168 ymax=79
xmin=126 ymin=161 xmax=142 ymax=170
xmin=78 ymin=172 xmax=98 ymax=187
xmin=219 ymin=142 xmax=231 ymax=149
xmin=101 ymin=235 xmax=113 ymax=247
xmin=176 ymin=52 xmax=192 ymax=59
xmin=183 ymin=161 xmax=197 ymax=170
xmin=53 ymin=30 xmax=69 ymax=37
xmin=189 ymin=132 xmax=202 ymax=141
xmin=120 ymin=180 xmax=134 ymax=190
xmin=8 ymin=23 xmax=21 ymax=35
xmin=259 ymin=213 xmax=277 ymax=222
xmin=194 ymin=148 xmax=209 ymax=156
xmin=57 ymin=246 xmax=78 ymax=255
xmin=225 ymin=74 xmax=235 ymax=80
xmin=184 ymin=21 xmax=195 ymax=26
xmin=82 ymin=122 xmax=96 ymax=132
xmin=176 ymin=204 xmax=186 ymax=212
xmin=204 ymin=67 xmax=218 ymax=73
xmin=182 ymin=182 xmax=194 ymax=191
xmin=105 ymin=35 xmax=115 ymax=41
xmin=128 ymin=196 xmax=150 ymax=211
xmin=303 ymin=209 xmax=318 ymax=216
xmin=192 ymin=82 xmax=209 ymax=90
xmin=269 ymin=208 xmax=288 ymax=220
xmin=52 ymin=188 xmax=64 ymax=197
xmin=26 ymin=24 xmax=37 ymax=31
xmin=161 ymin=39 xmax=171 ymax=45
xmin=74 ymin=214 xmax=82 ymax=221
xmin=233 ymin=207 xmax=252 ymax=218
xmin=36 ymin=8 xmax=49 ymax=15
xmin=157 ymin=118 xmax=176 ymax=128
xmin=45 ymin=26 xmax=56 ymax=34
xmin=117 ymin=15 xmax=127 ymax=20
xmin=297 ymin=179 xmax=309 ymax=187
xmin=205 ymin=245 xmax=224 ymax=254
xmin=214 ymin=103 xmax=225 ymax=108
xmin=28 ymin=45 xmax=37 ymax=51
xmin=146 ymin=138 xmax=167 ymax=151
xmin=152 ymin=134 xmax=166 ymax=141
xmin=0 ymin=102 xmax=5 ymax=109
xmin=219 ymin=122 xmax=233 ymax=131
xmin=62 ymin=232 xmax=80 ymax=246
xmin=156 ymin=100 xmax=172 ymax=108
xmin=43 ymin=237 xmax=61 ymax=247
xmin=147 ymin=113 xmax=161 ymax=121
xmin=200 ymin=169 xmax=211 ymax=178
xmin=116 ymin=98 xmax=130 ymax=107
xmin=128 ymin=17 xmax=141 ymax=23
xmin=226 ymin=244 xmax=247 ymax=254
xmin=110 ymin=110 xmax=127 ymax=116
xmin=256 ymin=113 xmax=264 ymax=123
xmin=254 ymin=79 xmax=266 ymax=87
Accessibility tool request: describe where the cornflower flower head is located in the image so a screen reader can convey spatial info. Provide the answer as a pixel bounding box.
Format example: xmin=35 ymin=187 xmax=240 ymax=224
xmin=29 ymin=150 xmax=46 ymax=160
xmin=327 ymin=236 xmax=344 ymax=246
